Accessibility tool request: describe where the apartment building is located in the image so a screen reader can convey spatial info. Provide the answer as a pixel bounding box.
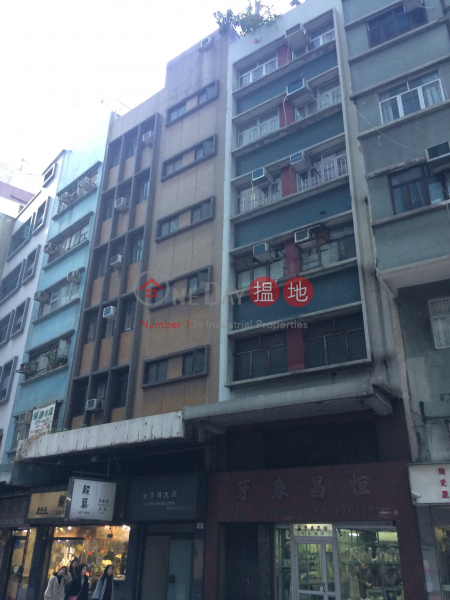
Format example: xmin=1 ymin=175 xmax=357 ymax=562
xmin=180 ymin=2 xmax=426 ymax=599
xmin=343 ymin=0 xmax=450 ymax=598
xmin=3 ymin=30 xmax=231 ymax=600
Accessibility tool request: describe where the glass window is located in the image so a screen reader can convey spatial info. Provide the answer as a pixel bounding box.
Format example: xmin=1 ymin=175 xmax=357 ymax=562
xmin=198 ymin=83 xmax=216 ymax=104
xmin=164 ymin=157 xmax=183 ymax=176
xmin=131 ymin=236 xmax=143 ymax=263
xmin=126 ymin=137 xmax=137 ymax=158
xmin=192 ymin=199 xmax=212 ymax=224
xmin=145 ymin=359 xmax=168 ymax=383
xmin=160 ymin=217 xmax=179 ymax=237
xmin=183 ymin=348 xmax=206 ymax=375
xmin=0 ymin=360 xmax=13 ymax=400
xmin=0 ymin=267 xmax=21 ymax=301
xmin=8 ymin=219 xmax=32 ymax=256
xmin=137 ymin=180 xmax=150 ymax=204
xmin=103 ymin=199 xmax=114 ymax=221
xmin=390 ymin=165 xmax=445 ymax=214
xmin=49 ymin=526 xmax=130 ymax=587
xmin=188 ymin=270 xmax=208 ymax=293
xmin=380 ymin=72 xmax=443 ymax=124
xmin=123 ymin=298 xmax=136 ymax=331
xmin=367 ymin=4 xmax=426 ymax=48
xmin=72 ymin=382 xmax=88 ymax=417
xmin=24 ymin=250 xmax=37 ymax=279
xmin=301 ymin=224 xmax=356 ymax=272
xmin=239 ymin=53 xmax=278 ymax=88
xmin=0 ymin=317 xmax=9 ymax=343
xmin=112 ymin=372 xmax=128 ymax=408
xmin=96 ymin=250 xmax=107 ymax=279
xmin=237 ymin=178 xmax=281 ymax=214
xmin=86 ymin=312 xmax=98 ymax=344
xmin=234 ymin=333 xmax=287 ymax=381
xmin=110 ymin=146 xmax=120 ymax=168
xmin=41 ymin=282 xmax=79 ymax=317
xmin=12 ymin=302 xmax=26 ymax=335
xmin=238 ymin=110 xmax=279 ymax=147
xmin=168 ymin=103 xmax=186 ymax=122
xmin=195 ymin=138 xmax=214 ymax=160
xmin=34 ymin=202 xmax=46 ymax=230
xmin=429 ymin=297 xmax=450 ymax=349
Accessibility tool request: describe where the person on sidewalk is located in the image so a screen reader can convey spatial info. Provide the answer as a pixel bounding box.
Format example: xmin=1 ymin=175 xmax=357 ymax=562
xmin=92 ymin=565 xmax=114 ymax=600
xmin=66 ymin=564 xmax=90 ymax=600
xmin=44 ymin=567 xmax=72 ymax=600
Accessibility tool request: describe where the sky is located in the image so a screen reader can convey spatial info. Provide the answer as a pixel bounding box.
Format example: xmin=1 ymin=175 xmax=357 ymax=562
xmin=0 ymin=0 xmax=296 ymax=188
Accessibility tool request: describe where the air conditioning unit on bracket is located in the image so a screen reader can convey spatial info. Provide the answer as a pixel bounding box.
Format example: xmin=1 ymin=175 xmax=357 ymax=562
xmin=252 ymin=167 xmax=273 ymax=186
xmin=86 ymin=398 xmax=102 ymax=411
xmin=426 ymin=141 xmax=450 ymax=172
xmin=142 ymin=131 xmax=154 ymax=146
xmin=67 ymin=269 xmax=82 ymax=284
xmin=44 ymin=242 xmax=59 ymax=255
xmin=60 ymin=192 xmax=77 ymax=206
xmin=200 ymin=37 xmax=213 ymax=50
xmin=114 ymin=197 xmax=129 ymax=212
xmin=253 ymin=242 xmax=277 ymax=263
xmin=78 ymin=177 xmax=95 ymax=191
xmin=103 ymin=306 xmax=116 ymax=320
xmin=403 ymin=0 xmax=423 ymax=12
xmin=17 ymin=411 xmax=33 ymax=423
xmin=34 ymin=290 xmax=50 ymax=304
xmin=290 ymin=151 xmax=311 ymax=172
xmin=110 ymin=254 xmax=123 ymax=268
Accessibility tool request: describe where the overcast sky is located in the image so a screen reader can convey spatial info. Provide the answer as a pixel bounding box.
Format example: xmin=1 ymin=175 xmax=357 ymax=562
xmin=0 ymin=0 xmax=295 ymax=185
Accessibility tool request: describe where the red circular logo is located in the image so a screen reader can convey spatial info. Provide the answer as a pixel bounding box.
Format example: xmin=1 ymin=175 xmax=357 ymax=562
xmin=283 ymin=276 xmax=313 ymax=307
xmin=249 ymin=277 xmax=279 ymax=307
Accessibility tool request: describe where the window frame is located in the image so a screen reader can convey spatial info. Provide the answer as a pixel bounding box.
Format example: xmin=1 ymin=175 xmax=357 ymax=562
xmin=112 ymin=371 xmax=129 ymax=409
xmin=389 ymin=164 xmax=446 ymax=214
xmin=166 ymin=81 xmax=219 ymax=126
xmin=429 ymin=297 xmax=450 ymax=350
xmin=300 ymin=223 xmax=356 ymax=272
xmin=126 ymin=137 xmax=137 ymax=159
xmin=10 ymin=299 xmax=30 ymax=337
xmin=26 ymin=338 xmax=71 ymax=380
xmin=23 ymin=247 xmax=39 ymax=282
xmin=149 ymin=266 xmax=212 ymax=310
xmin=161 ymin=136 xmax=217 ymax=181
xmin=239 ymin=53 xmax=278 ymax=88
xmin=137 ymin=179 xmax=150 ymax=204
xmin=236 ymin=177 xmax=281 ymax=215
xmin=130 ymin=235 xmax=144 ymax=264
xmin=33 ymin=199 xmax=48 ymax=234
xmin=366 ymin=4 xmax=427 ymax=49
xmin=238 ymin=109 xmax=280 ymax=147
xmin=38 ymin=279 xmax=80 ymax=318
xmin=7 ymin=217 xmax=33 ymax=259
xmin=0 ymin=263 xmax=24 ymax=303
xmin=234 ymin=333 xmax=287 ymax=381
xmin=123 ymin=297 xmax=136 ymax=332
xmin=0 ymin=313 xmax=13 ymax=345
xmin=156 ymin=198 xmax=214 ymax=240
xmin=142 ymin=345 xmax=208 ymax=387
xmin=85 ymin=311 xmax=98 ymax=344
xmin=0 ymin=357 xmax=17 ymax=403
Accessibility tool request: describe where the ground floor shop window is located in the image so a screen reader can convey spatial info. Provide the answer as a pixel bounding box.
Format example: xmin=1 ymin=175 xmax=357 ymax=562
xmin=5 ymin=528 xmax=37 ymax=600
xmin=435 ymin=526 xmax=450 ymax=599
xmin=275 ymin=524 xmax=403 ymax=600
xmin=48 ymin=525 xmax=129 ymax=586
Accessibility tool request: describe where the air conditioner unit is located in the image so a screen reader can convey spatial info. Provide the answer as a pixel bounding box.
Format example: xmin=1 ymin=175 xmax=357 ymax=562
xmin=44 ymin=242 xmax=59 ymax=255
xmin=200 ymin=36 xmax=213 ymax=50
xmin=60 ymin=192 xmax=77 ymax=205
xmin=67 ymin=269 xmax=81 ymax=284
xmin=253 ymin=242 xmax=277 ymax=263
xmin=17 ymin=411 xmax=33 ymax=423
xmin=114 ymin=197 xmax=129 ymax=212
xmin=78 ymin=176 xmax=95 ymax=191
xmin=295 ymin=229 xmax=313 ymax=245
xmin=86 ymin=398 xmax=102 ymax=411
xmin=103 ymin=306 xmax=116 ymax=320
xmin=34 ymin=290 xmax=50 ymax=304
xmin=110 ymin=254 xmax=123 ymax=268
xmin=57 ymin=338 xmax=70 ymax=359
xmin=16 ymin=362 xmax=37 ymax=375
xmin=142 ymin=131 xmax=154 ymax=146
xmin=403 ymin=0 xmax=423 ymax=12
xmin=286 ymin=78 xmax=312 ymax=98
xmin=426 ymin=141 xmax=450 ymax=172
xmin=252 ymin=168 xmax=273 ymax=186
xmin=285 ymin=23 xmax=309 ymax=48
xmin=290 ymin=151 xmax=311 ymax=171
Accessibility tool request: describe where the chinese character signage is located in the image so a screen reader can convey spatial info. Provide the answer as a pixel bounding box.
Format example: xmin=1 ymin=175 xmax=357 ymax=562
xmin=409 ymin=464 xmax=450 ymax=504
xmin=294 ymin=523 xmax=333 ymax=537
xmin=28 ymin=402 xmax=56 ymax=439
xmin=68 ymin=479 xmax=116 ymax=521
xmin=28 ymin=491 xmax=68 ymax=520
xmin=126 ymin=473 xmax=206 ymax=521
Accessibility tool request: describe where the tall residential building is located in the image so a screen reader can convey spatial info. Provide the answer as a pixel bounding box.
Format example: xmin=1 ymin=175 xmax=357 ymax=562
xmin=0 ymin=29 xmax=231 ymax=600
xmin=343 ymin=0 xmax=450 ymax=597
xmin=0 ymin=158 xmax=62 ymax=469
xmin=0 ymin=182 xmax=34 ymax=279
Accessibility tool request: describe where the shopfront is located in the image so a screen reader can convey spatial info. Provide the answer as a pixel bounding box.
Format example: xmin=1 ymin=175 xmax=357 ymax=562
xmin=125 ymin=473 xmax=207 ymax=600
xmin=409 ymin=463 xmax=450 ymax=600
xmin=205 ymin=461 xmax=426 ymax=600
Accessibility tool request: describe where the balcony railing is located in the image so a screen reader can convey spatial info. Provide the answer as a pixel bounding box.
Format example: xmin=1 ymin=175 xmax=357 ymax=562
xmin=295 ymin=87 xmax=341 ymax=122
xmin=238 ymin=117 xmax=280 ymax=147
xmin=293 ymin=29 xmax=335 ymax=59
xmin=236 ymin=186 xmax=281 ymax=215
xmin=298 ymin=155 xmax=348 ymax=191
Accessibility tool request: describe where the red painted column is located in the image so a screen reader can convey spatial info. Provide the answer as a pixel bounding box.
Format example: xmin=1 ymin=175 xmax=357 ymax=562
xmin=279 ymin=100 xmax=295 ymax=127
xmin=286 ymin=326 xmax=305 ymax=371
xmin=277 ymin=44 xmax=291 ymax=67
xmin=281 ymin=165 xmax=297 ymax=197
xmin=284 ymin=239 xmax=300 ymax=276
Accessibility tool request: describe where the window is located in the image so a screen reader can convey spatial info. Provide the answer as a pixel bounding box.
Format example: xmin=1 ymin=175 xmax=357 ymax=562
xmin=126 ymin=137 xmax=137 ymax=158
xmin=379 ymin=72 xmax=443 ymax=124
xmin=297 ymin=149 xmax=348 ymax=192
xmin=192 ymin=199 xmax=212 ymax=224
xmin=198 ymin=82 xmax=217 ymax=104
xmin=43 ymin=164 xmax=56 ymax=186
xmin=293 ymin=24 xmax=335 ymax=58
xmin=238 ymin=109 xmax=279 ymax=147
xmin=123 ymin=298 xmax=136 ymax=331
xmin=11 ymin=301 xmax=27 ymax=335
xmin=237 ymin=178 xmax=281 ymax=214
xmin=48 ymin=223 xmax=89 ymax=262
xmin=188 ymin=269 xmax=208 ymax=293
xmin=390 ymin=165 xmax=445 ymax=214
xmin=151 ymin=284 xmax=173 ymax=305
xmin=11 ymin=415 xmax=30 ymax=449
xmin=0 ymin=359 xmax=14 ymax=401
xmin=110 ymin=146 xmax=120 ymax=168
xmin=85 ymin=312 xmax=98 ymax=344
xmin=239 ymin=53 xmax=278 ymax=88
xmin=138 ymin=179 xmax=150 ymax=203
xmin=295 ymin=80 xmax=341 ymax=121
xmin=234 ymin=332 xmax=287 ymax=381
xmin=301 ymin=224 xmax=356 ymax=271
xmin=0 ymin=267 xmax=21 ymax=301
xmin=95 ymin=249 xmax=107 ymax=279
xmin=121 ymin=187 xmax=132 ymax=202
xmin=103 ymin=198 xmax=114 ymax=221
xmin=112 ymin=372 xmax=128 ymax=408
xmin=168 ymin=103 xmax=187 ymax=123
xmin=429 ymin=298 xmax=450 ymax=349
xmin=159 ymin=216 xmax=179 ymax=237
xmin=39 ymin=281 xmax=80 ymax=317
xmin=182 ymin=348 xmax=206 ymax=375
xmin=145 ymin=359 xmax=168 ymax=383
xmin=237 ymin=249 xmax=285 ymax=290
xmin=130 ymin=236 xmax=143 ymax=263
xmin=195 ymin=137 xmax=214 ymax=160
xmin=8 ymin=218 xmax=32 ymax=256
xmin=34 ymin=201 xmax=46 ymax=231
xmin=304 ymin=313 xmax=366 ymax=369
xmin=72 ymin=382 xmax=88 ymax=417
xmin=24 ymin=249 xmax=37 ymax=280
xmin=103 ymin=317 xmax=115 ymax=339
xmin=0 ymin=316 xmax=10 ymax=344
xmin=164 ymin=157 xmax=183 ymax=177
xmin=367 ymin=4 xmax=427 ymax=48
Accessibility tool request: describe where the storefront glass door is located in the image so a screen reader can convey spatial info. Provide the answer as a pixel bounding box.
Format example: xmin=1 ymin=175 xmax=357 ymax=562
xmin=295 ymin=541 xmax=338 ymax=600
xmin=5 ymin=529 xmax=37 ymax=600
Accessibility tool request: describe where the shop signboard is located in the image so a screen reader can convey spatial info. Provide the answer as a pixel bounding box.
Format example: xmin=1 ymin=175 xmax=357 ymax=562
xmin=28 ymin=490 xmax=67 ymax=520
xmin=0 ymin=495 xmax=28 ymax=527
xmin=66 ymin=478 xmax=116 ymax=521
xmin=28 ymin=402 xmax=56 ymax=438
xmin=408 ymin=463 xmax=450 ymax=504
xmin=126 ymin=473 xmax=206 ymax=521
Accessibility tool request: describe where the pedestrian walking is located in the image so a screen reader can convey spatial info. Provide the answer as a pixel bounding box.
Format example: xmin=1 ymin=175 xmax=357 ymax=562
xmin=66 ymin=564 xmax=89 ymax=600
xmin=65 ymin=559 xmax=80 ymax=599
xmin=92 ymin=565 xmax=114 ymax=600
xmin=44 ymin=567 xmax=72 ymax=600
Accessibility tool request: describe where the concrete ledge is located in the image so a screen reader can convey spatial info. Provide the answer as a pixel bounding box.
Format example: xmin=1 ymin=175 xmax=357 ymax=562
xmin=17 ymin=411 xmax=185 ymax=461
